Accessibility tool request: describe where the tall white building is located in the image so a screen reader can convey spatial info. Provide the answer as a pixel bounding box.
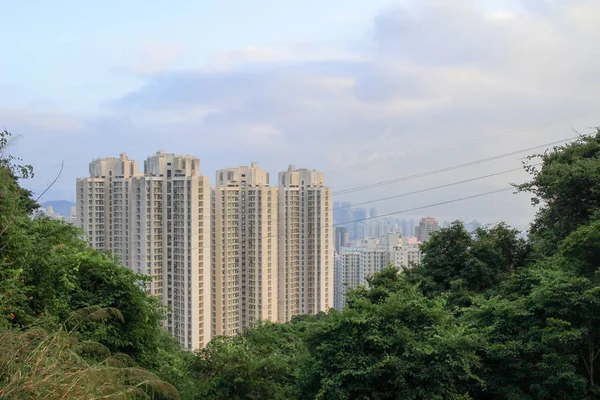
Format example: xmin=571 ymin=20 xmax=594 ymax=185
xmin=76 ymin=151 xmax=211 ymax=349
xmin=278 ymin=166 xmax=333 ymax=322
xmin=334 ymin=238 xmax=389 ymax=310
xmin=360 ymin=238 xmax=390 ymax=282
xmin=334 ymin=248 xmax=362 ymax=310
xmin=390 ymin=236 xmax=422 ymax=271
xmin=211 ymin=163 xmax=278 ymax=337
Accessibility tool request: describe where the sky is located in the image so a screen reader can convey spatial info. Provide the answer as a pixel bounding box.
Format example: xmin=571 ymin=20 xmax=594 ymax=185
xmin=2 ymin=0 xmax=599 ymax=230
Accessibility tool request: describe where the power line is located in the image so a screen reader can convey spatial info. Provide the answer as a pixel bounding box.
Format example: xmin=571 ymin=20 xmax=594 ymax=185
xmin=333 ymin=188 xmax=513 ymax=227
xmin=336 ymin=165 xmax=529 ymax=210
xmin=82 ymin=131 xmax=581 ymax=235
xmin=335 ymin=136 xmax=575 ymax=195
xmin=174 ymin=135 xmax=566 ymax=226
xmin=189 ymin=187 xmax=514 ymax=251
xmin=87 ymin=133 xmax=580 ymax=253
xmin=164 ymin=162 xmax=528 ymax=227
xmin=153 ymin=150 xmax=542 ymax=228
xmin=326 ymin=107 xmax=600 ymax=175
xmin=200 ymin=136 xmax=563 ymax=230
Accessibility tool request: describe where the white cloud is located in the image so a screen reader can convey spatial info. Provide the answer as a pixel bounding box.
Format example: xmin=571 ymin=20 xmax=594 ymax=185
xmin=484 ymin=10 xmax=517 ymax=20
xmin=127 ymin=42 xmax=185 ymax=75
xmin=14 ymin=0 xmax=600 ymax=225
xmin=0 ymin=108 xmax=84 ymax=132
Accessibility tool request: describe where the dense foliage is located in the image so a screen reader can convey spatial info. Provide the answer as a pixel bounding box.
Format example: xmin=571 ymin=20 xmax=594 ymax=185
xmin=2 ymin=129 xmax=600 ymax=399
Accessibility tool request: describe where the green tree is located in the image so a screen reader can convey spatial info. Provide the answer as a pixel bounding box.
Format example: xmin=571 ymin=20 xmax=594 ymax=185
xmin=416 ymin=222 xmax=528 ymax=296
xmin=0 ymin=130 xmax=37 ymax=223
xmin=1 ymin=217 xmax=165 ymax=358
xmin=300 ymin=270 xmax=482 ymax=400
xmin=516 ymin=129 xmax=600 ymax=255
xmin=191 ymin=322 xmax=308 ymax=399
xmin=466 ymin=259 xmax=595 ymax=399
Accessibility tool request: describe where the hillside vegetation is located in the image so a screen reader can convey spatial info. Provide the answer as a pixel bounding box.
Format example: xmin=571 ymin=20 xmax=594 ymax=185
xmin=2 ymin=129 xmax=600 ymax=399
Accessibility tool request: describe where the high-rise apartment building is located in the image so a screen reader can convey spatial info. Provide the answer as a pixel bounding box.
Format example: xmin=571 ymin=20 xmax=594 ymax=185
xmin=385 ymin=232 xmax=402 ymax=251
xmin=335 ymin=226 xmax=349 ymax=254
xmin=334 ymin=248 xmax=362 ymax=310
xmin=334 ymin=238 xmax=389 ymax=310
xmin=76 ymin=151 xmax=211 ymax=349
xmin=391 ymin=236 xmax=422 ymax=271
xmin=360 ymin=238 xmax=390 ymax=280
xmin=278 ymin=166 xmax=333 ymax=322
xmin=415 ymin=217 xmax=439 ymax=242
xmin=212 ymin=163 xmax=278 ymax=336
xmin=333 ymin=202 xmax=352 ymax=227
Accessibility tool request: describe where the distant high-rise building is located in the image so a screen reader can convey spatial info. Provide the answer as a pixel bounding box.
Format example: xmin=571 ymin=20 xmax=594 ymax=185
xmin=334 ymin=248 xmax=361 ymax=310
xmin=212 ymin=163 xmax=278 ymax=336
xmin=370 ymin=208 xmax=377 ymax=219
xmin=400 ymin=218 xmax=415 ymax=238
xmin=34 ymin=204 xmax=77 ymax=224
xmin=385 ymin=232 xmax=402 ymax=251
xmin=360 ymin=238 xmax=389 ymax=279
xmin=335 ymin=226 xmax=349 ymax=254
xmin=278 ymin=165 xmax=333 ymax=322
xmin=391 ymin=236 xmax=422 ymax=271
xmin=349 ymin=208 xmax=366 ymax=240
xmin=353 ymin=208 xmax=367 ymax=223
xmin=334 ymin=238 xmax=389 ymax=310
xmin=333 ymin=202 xmax=351 ymax=227
xmin=76 ymin=151 xmax=211 ymax=349
xmin=415 ymin=217 xmax=439 ymax=242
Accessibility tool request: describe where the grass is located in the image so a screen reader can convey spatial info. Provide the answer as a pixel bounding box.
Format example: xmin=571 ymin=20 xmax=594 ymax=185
xmin=0 ymin=325 xmax=180 ymax=399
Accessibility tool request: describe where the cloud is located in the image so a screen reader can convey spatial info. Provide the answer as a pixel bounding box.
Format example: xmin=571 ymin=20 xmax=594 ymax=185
xmin=123 ymin=42 xmax=185 ymax=76
xmin=0 ymin=108 xmax=84 ymax=132
xmin=209 ymin=46 xmax=283 ymax=70
xmin=205 ymin=44 xmax=365 ymax=72
xmin=13 ymin=0 xmax=600 ymax=227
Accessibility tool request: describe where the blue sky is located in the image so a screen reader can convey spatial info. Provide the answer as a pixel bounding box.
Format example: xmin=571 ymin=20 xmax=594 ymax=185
xmin=2 ymin=0 xmax=599 ymax=227
xmin=0 ymin=0 xmax=520 ymax=111
xmin=2 ymin=0 xmax=394 ymax=109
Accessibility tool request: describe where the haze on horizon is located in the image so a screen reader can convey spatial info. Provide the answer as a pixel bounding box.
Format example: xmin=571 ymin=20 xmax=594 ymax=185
xmin=2 ymin=0 xmax=599 ymax=230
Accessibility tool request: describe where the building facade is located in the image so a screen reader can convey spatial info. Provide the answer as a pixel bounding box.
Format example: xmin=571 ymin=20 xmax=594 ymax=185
xmin=278 ymin=166 xmax=333 ymax=322
xmin=76 ymin=151 xmax=211 ymax=349
xmin=415 ymin=217 xmax=439 ymax=242
xmin=335 ymin=226 xmax=349 ymax=254
xmin=211 ymin=163 xmax=278 ymax=336
xmin=334 ymin=247 xmax=362 ymax=310
xmin=334 ymin=234 xmax=425 ymax=310
xmin=334 ymin=238 xmax=389 ymax=310
xmin=391 ymin=236 xmax=422 ymax=271
xmin=360 ymin=238 xmax=390 ymax=281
